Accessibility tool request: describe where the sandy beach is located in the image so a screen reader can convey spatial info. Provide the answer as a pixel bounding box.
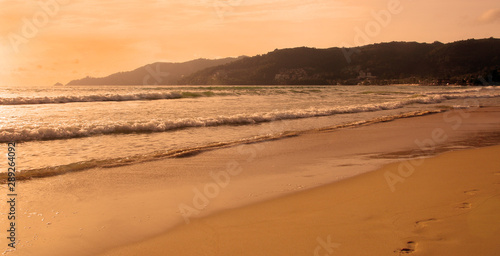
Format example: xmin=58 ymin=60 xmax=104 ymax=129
xmin=3 ymin=1 xmax=500 ymax=255
xmin=99 ymin=145 xmax=500 ymax=256
xmin=2 ymin=106 xmax=500 ymax=256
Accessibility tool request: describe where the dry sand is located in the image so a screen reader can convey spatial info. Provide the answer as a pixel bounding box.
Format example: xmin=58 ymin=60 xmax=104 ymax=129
xmin=1 ymin=107 xmax=500 ymax=256
xmin=100 ymin=145 xmax=500 ymax=256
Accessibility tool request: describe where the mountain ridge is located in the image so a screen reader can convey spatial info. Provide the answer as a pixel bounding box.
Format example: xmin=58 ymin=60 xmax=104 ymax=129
xmin=67 ymin=38 xmax=500 ymax=86
xmin=66 ymin=57 xmax=246 ymax=86
xmin=179 ymin=38 xmax=500 ymax=86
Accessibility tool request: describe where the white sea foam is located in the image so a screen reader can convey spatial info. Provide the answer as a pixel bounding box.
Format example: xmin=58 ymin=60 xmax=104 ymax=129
xmin=0 ymin=91 xmax=190 ymax=105
xmin=2 ymin=91 xmax=498 ymax=143
xmin=423 ymin=88 xmax=483 ymax=94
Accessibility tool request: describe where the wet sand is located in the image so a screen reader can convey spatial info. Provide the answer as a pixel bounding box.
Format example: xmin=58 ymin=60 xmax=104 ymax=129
xmin=100 ymin=145 xmax=500 ymax=256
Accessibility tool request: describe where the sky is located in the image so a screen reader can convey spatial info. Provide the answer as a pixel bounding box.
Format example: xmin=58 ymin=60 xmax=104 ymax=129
xmin=1 ymin=0 xmax=499 ymax=86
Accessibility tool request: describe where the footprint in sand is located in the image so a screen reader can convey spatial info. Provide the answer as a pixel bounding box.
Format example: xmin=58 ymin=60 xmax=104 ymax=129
xmin=464 ymin=189 xmax=479 ymax=195
xmin=395 ymin=241 xmax=417 ymax=254
xmin=415 ymin=218 xmax=438 ymax=228
xmin=458 ymin=202 xmax=472 ymax=209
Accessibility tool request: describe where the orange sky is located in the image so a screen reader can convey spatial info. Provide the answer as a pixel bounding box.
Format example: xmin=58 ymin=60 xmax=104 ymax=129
xmin=1 ymin=0 xmax=499 ymax=86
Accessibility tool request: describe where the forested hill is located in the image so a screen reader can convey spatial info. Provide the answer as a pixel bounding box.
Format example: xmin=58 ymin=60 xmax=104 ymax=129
xmin=179 ymin=38 xmax=500 ymax=85
xmin=66 ymin=57 xmax=244 ymax=85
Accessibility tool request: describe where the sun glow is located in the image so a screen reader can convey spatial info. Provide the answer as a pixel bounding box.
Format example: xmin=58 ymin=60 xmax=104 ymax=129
xmin=0 ymin=0 xmax=499 ymax=86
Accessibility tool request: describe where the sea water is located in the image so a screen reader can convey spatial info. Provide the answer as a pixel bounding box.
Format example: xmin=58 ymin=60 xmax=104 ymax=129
xmin=1 ymin=85 xmax=499 ymax=176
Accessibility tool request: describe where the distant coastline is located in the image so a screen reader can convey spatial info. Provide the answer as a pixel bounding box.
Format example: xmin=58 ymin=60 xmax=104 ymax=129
xmin=65 ymin=38 xmax=500 ymax=87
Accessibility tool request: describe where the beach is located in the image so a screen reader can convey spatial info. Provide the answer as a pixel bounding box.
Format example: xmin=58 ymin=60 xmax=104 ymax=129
xmin=99 ymin=146 xmax=500 ymax=256
xmin=2 ymin=0 xmax=500 ymax=255
xmin=1 ymin=106 xmax=499 ymax=255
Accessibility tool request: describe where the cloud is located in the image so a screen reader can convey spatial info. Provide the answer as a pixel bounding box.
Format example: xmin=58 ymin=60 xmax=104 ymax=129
xmin=478 ymin=8 xmax=500 ymax=23
xmin=205 ymin=0 xmax=363 ymax=23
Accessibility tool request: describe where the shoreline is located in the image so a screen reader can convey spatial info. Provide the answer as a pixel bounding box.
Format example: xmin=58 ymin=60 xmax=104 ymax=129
xmin=2 ymin=85 xmax=499 ymax=175
xmin=0 ymin=109 xmax=447 ymax=183
xmin=1 ymin=106 xmax=499 ymax=255
xmin=100 ymin=145 xmax=500 ymax=256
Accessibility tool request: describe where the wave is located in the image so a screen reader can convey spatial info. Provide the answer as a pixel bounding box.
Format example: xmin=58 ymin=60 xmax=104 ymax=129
xmin=0 ymin=91 xmax=216 ymax=105
xmin=1 ymin=87 xmax=495 ymax=105
xmin=0 ymin=109 xmax=446 ymax=183
xmin=2 ymin=92 xmax=498 ymax=143
xmin=423 ymin=88 xmax=484 ymax=95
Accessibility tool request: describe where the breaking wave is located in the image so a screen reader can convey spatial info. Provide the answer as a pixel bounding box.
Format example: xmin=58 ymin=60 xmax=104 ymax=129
xmin=1 ymin=92 xmax=498 ymax=143
xmin=0 ymin=109 xmax=445 ymax=182
xmin=0 ymin=91 xmax=216 ymax=105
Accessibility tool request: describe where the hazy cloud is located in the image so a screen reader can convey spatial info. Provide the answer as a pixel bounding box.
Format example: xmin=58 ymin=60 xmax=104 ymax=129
xmin=198 ymin=0 xmax=363 ymax=23
xmin=1 ymin=0 xmax=500 ymax=86
xmin=478 ymin=8 xmax=500 ymax=23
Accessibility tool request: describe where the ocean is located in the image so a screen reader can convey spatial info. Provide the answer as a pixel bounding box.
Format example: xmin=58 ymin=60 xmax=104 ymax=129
xmin=1 ymin=85 xmax=499 ymax=178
